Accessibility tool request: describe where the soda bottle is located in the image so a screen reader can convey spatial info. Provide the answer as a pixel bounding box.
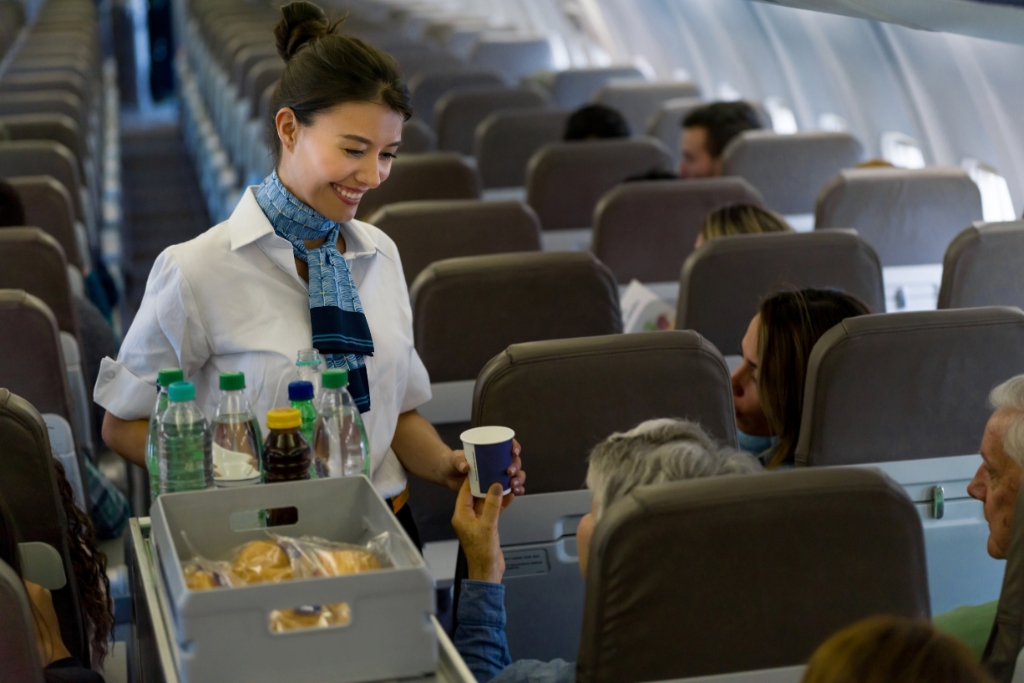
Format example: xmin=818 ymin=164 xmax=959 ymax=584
xmin=295 ymin=348 xmax=322 ymax=394
xmin=313 ymin=369 xmax=370 ymax=479
xmin=262 ymin=407 xmax=311 ymax=484
xmin=288 ymin=381 xmax=317 ymax=453
xmin=158 ymin=381 xmax=214 ymax=494
xmin=212 ymin=372 xmax=262 ymax=487
xmin=145 ymin=368 xmax=183 ymax=502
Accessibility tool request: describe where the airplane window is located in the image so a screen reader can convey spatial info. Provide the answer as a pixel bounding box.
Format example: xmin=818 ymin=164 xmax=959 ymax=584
xmin=962 ymin=158 xmax=1018 ymax=223
xmin=717 ymin=82 xmax=743 ymax=101
xmin=764 ymin=97 xmax=799 ymax=134
xmin=818 ymin=113 xmax=849 ymax=132
xmin=880 ymin=132 xmax=926 ymax=169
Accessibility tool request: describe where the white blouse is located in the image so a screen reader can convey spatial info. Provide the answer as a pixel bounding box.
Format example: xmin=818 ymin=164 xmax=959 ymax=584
xmin=94 ymin=188 xmax=432 ymax=498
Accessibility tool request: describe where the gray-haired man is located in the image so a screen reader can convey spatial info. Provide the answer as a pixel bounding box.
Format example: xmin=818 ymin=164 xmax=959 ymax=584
xmin=450 ymin=418 xmax=762 ymax=683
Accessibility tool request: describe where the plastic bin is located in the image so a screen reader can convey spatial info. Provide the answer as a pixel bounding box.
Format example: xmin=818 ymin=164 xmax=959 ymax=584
xmin=150 ymin=476 xmax=437 ymax=683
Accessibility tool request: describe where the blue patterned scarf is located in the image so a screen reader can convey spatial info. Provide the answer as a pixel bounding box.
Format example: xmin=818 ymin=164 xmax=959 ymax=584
xmin=255 ymin=171 xmax=373 ymax=412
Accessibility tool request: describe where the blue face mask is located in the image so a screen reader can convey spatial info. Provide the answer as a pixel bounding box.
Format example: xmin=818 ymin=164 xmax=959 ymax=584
xmin=737 ymin=429 xmax=775 ymax=456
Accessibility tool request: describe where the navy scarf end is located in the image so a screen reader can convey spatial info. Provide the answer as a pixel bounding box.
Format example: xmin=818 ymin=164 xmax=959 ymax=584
xmin=349 ymin=365 xmax=371 ymax=414
xmin=310 ymin=307 xmax=375 ymax=356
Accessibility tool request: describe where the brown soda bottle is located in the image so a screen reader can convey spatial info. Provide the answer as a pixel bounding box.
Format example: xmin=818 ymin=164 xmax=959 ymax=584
xmin=262 ymin=408 xmax=311 ymax=526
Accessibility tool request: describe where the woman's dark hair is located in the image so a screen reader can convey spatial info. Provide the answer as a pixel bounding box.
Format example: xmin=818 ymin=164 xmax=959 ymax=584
xmin=802 ymin=616 xmax=992 ymax=683
xmin=563 ymin=104 xmax=631 ymax=141
xmin=757 ymin=288 xmax=871 ymax=468
xmin=682 ymin=101 xmax=762 ymax=158
xmin=268 ymin=1 xmax=412 ymax=161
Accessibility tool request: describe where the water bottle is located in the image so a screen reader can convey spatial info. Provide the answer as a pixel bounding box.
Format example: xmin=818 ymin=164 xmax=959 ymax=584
xmin=313 ymin=369 xmax=369 ymax=478
xmin=288 ymin=381 xmax=317 ymax=454
xmin=158 ymin=381 xmax=214 ymax=494
xmin=295 ymin=348 xmax=322 ymax=395
xmin=212 ymin=372 xmax=262 ymax=488
xmin=145 ymin=367 xmax=183 ymax=502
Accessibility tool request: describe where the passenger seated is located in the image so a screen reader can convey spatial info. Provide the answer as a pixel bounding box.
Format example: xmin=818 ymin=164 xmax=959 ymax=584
xmin=733 ymin=289 xmax=870 ymax=465
xmin=802 ymin=616 xmax=991 ymax=683
xmin=678 ymin=101 xmax=761 ymax=179
xmin=450 ymin=418 xmax=761 ymax=683
xmin=0 ymin=469 xmax=111 ymax=681
xmin=934 ymin=375 xmax=1024 ymax=659
xmin=562 ymin=104 xmax=631 ymax=141
xmin=694 ymin=203 xmax=793 ymax=249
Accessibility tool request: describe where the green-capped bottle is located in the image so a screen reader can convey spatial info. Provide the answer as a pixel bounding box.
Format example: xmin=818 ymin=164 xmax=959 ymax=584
xmin=145 ymin=368 xmax=183 ymax=502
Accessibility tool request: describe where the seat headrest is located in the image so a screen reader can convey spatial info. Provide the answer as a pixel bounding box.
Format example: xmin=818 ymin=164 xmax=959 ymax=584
xmin=677 ymin=230 xmax=885 ymax=356
xmin=356 ymin=152 xmax=481 ymax=220
xmin=435 ymin=86 xmax=550 ymax=155
xmin=475 ymin=108 xmax=570 ymax=189
xmin=474 ymin=331 xmax=736 ymax=493
xmin=6 ymin=175 xmax=80 ymax=269
xmin=593 ymin=177 xmax=764 ymax=283
xmin=471 ymin=38 xmax=554 ymax=81
xmin=411 ymin=251 xmax=621 ymax=382
xmin=0 ymin=228 xmax=77 ymax=335
xmin=795 ymin=306 xmax=1024 ymax=465
xmin=527 ymin=138 xmax=672 ymax=231
xmin=577 ymin=467 xmax=928 ymax=683
xmin=407 ymin=70 xmax=505 ymax=127
xmin=547 ymin=66 xmax=645 ymax=108
xmin=722 ymin=130 xmax=863 ymax=214
xmin=939 ymin=221 xmax=1024 ymax=309
xmin=0 ymin=289 xmax=73 ymax=421
xmin=592 ymin=81 xmax=701 ymax=135
xmin=815 ymin=167 xmax=983 ymax=266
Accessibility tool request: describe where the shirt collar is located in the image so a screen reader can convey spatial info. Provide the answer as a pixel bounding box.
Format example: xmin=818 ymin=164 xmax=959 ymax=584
xmin=229 ymin=186 xmax=385 ymax=260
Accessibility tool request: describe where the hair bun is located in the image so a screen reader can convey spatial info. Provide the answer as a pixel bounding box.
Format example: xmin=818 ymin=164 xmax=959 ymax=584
xmin=274 ymin=1 xmax=333 ymax=61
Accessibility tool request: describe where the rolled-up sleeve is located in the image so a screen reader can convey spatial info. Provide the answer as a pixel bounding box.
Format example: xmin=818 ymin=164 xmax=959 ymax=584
xmin=401 ymin=347 xmax=432 ymax=413
xmin=93 ymin=250 xmax=211 ymax=420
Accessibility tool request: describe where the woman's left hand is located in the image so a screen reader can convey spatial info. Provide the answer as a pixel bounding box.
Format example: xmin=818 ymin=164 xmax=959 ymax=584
xmin=445 ymin=439 xmax=525 ymax=499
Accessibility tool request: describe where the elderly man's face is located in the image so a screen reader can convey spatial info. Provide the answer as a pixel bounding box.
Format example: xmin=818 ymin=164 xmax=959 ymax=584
xmin=968 ymin=410 xmax=1024 ymax=559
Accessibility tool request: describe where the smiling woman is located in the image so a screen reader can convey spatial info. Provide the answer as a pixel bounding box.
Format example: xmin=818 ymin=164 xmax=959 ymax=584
xmin=96 ymin=0 xmax=525 ymax=547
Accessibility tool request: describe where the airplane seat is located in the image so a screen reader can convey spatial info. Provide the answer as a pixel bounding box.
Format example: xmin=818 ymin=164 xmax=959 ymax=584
xmin=0 ymin=141 xmax=90 ymax=240
xmin=591 ymin=80 xmax=700 ymax=135
xmin=0 ymin=228 xmax=80 ymax=337
xmin=6 ymin=175 xmax=88 ymax=274
xmin=676 ymin=230 xmax=886 ymax=357
xmin=815 ymin=167 xmax=983 ymax=311
xmin=474 ymin=108 xmax=570 ymax=190
xmin=434 ymin=85 xmax=550 ymax=155
xmin=356 ymin=152 xmax=481 ymax=220
xmin=526 ymin=138 xmax=672 ymax=250
xmin=0 ymin=114 xmax=88 ymax=184
xmin=939 ymin=221 xmax=1024 ymax=309
xmin=721 ymin=130 xmax=863 ymax=216
xmin=407 ymin=70 xmax=506 ymax=128
xmin=545 ymin=66 xmax=646 ymax=110
xmin=0 ymin=387 xmax=89 ymax=666
xmin=368 ymin=199 xmax=542 ymax=286
xmin=592 ymin=176 xmax=764 ymax=286
xmin=470 ymin=37 xmax=555 ymax=82
xmin=0 ymin=559 xmax=46 ymax=683
xmin=576 ymin=468 xmax=929 ymax=683
xmin=401 ymin=118 xmax=438 ymax=154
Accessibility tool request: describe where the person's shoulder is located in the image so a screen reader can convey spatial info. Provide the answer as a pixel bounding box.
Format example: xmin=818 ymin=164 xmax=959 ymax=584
xmin=351 ymin=218 xmax=399 ymax=262
xmin=157 ymin=220 xmax=235 ymax=278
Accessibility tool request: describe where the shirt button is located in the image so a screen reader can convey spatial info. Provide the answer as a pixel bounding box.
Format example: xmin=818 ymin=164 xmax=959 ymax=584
xmin=104 ymin=370 xmax=115 ymax=380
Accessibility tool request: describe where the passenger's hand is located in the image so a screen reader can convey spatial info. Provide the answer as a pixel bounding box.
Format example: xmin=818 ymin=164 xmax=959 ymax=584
xmin=444 ymin=440 xmax=525 ymax=498
xmin=452 ymin=479 xmax=508 ymax=583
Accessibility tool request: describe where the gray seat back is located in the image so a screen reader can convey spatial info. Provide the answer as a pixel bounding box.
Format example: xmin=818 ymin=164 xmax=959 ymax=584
xmin=7 ymin=175 xmax=83 ymax=271
xmin=527 ymin=138 xmax=672 ymax=231
xmin=795 ymin=306 xmax=1024 ymax=466
xmin=546 ymin=67 xmax=645 ymax=109
xmin=592 ymin=80 xmax=700 ymax=134
xmin=356 ymin=152 xmax=481 ymax=220
xmin=369 ymin=199 xmax=541 ymax=286
xmin=939 ymin=221 xmax=1024 ymax=310
xmin=0 ymin=113 xmax=86 ymax=179
xmin=435 ymin=86 xmax=549 ymax=155
xmin=722 ymin=131 xmax=863 ymax=214
xmin=475 ymin=108 xmax=569 ymax=189
xmin=0 ymin=91 xmax=87 ymax=142
xmin=244 ymin=59 xmax=283 ymax=116
xmin=815 ymin=167 xmax=985 ymax=266
xmin=677 ymin=231 xmax=885 ymax=356
xmin=408 ymin=70 xmax=505 ymax=127
xmin=577 ymin=468 xmax=928 ymax=683
xmin=0 ymin=559 xmax=46 ymax=683
xmin=0 ymin=141 xmax=84 ymax=227
xmin=401 ymin=118 xmax=437 ymax=154
xmin=410 ymin=251 xmax=621 ymax=382
xmin=0 ymin=70 xmax=90 ymax=106
xmin=593 ymin=177 xmax=764 ymax=284
xmin=474 ymin=331 xmax=736 ymax=493
xmin=0 ymin=228 xmax=78 ymax=336
xmin=0 ymin=388 xmax=88 ymax=666
xmin=471 ymin=38 xmax=554 ymax=82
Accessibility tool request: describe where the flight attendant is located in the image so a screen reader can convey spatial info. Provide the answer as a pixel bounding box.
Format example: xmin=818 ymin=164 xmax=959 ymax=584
xmin=95 ymin=0 xmax=525 ymax=545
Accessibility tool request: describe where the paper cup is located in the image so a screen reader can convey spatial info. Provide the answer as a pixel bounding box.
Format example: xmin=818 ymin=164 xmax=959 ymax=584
xmin=460 ymin=426 xmax=515 ymax=498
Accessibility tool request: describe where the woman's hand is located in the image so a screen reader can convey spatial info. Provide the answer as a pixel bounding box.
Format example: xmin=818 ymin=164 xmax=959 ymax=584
xmin=451 ymin=479 xmax=511 ymax=583
xmin=444 ymin=440 xmax=526 ymax=499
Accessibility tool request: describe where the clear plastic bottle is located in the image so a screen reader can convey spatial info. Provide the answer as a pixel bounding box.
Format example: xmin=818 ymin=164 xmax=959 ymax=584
xmin=212 ymin=372 xmax=262 ymax=488
xmin=158 ymin=381 xmax=214 ymax=494
xmin=145 ymin=367 xmax=183 ymax=502
xmin=295 ymin=348 xmax=322 ymax=395
xmin=313 ymin=369 xmax=370 ymax=479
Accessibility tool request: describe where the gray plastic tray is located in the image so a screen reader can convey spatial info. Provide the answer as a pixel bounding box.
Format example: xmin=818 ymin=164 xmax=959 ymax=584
xmin=150 ymin=476 xmax=436 ymax=683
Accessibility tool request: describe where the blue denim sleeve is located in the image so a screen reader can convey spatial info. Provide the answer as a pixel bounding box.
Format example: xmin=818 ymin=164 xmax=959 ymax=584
xmin=453 ymin=580 xmax=576 ymax=683
xmin=454 ymin=580 xmax=513 ymax=683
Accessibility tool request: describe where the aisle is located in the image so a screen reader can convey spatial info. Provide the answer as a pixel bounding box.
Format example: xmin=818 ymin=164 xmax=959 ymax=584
xmin=120 ymin=104 xmax=210 ymax=327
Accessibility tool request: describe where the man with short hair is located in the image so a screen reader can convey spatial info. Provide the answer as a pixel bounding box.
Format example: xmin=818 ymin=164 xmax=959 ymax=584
xmin=934 ymin=375 xmax=1024 ymax=659
xmin=678 ymin=101 xmax=762 ymax=179
xmin=450 ymin=418 xmax=761 ymax=683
